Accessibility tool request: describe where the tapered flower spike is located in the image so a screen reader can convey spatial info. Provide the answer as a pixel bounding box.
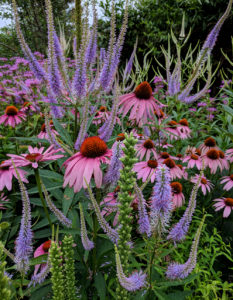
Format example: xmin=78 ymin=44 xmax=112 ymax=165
xmin=123 ymin=37 xmax=138 ymax=81
xmin=0 ymin=242 xmax=11 ymax=300
xmin=150 ymin=165 xmax=172 ymax=236
xmin=85 ymin=179 xmax=119 ymax=244
xmin=167 ymin=169 xmax=203 ymax=242
xmin=79 ymin=203 xmax=94 ymax=251
xmin=116 ymin=133 xmax=138 ymax=299
xmin=98 ymin=84 xmax=120 ymax=141
xmin=134 ymin=183 xmax=151 ymax=237
xmin=49 ymin=240 xmax=65 ymax=300
xmin=12 ymin=161 xmax=33 ymax=274
xmin=178 ymin=0 xmax=232 ymax=103
xmin=62 ymin=235 xmax=76 ymax=300
xmin=41 ymin=182 xmax=72 ymax=228
xmin=44 ymin=110 xmax=60 ymax=149
xmin=45 ymin=0 xmax=62 ymax=97
xmin=103 ymin=141 xmax=123 ymax=186
xmin=74 ymin=100 xmax=89 ymax=150
xmin=166 ymin=215 xmax=206 ymax=280
xmin=86 ymin=0 xmax=98 ymax=65
xmin=168 ymin=47 xmax=181 ymax=96
xmin=12 ymin=0 xmax=47 ymax=81
xmin=30 ymin=263 xmax=50 ymax=287
xmin=115 ymin=245 xmax=147 ymax=292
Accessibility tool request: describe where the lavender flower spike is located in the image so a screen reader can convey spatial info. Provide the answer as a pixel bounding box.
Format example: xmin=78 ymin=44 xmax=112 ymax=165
xmin=98 ymin=85 xmax=120 ymax=142
xmin=167 ymin=170 xmax=203 ymax=242
xmin=85 ymin=178 xmax=119 ymax=244
xmin=13 ymin=162 xmax=33 ymax=273
xmin=166 ymin=215 xmax=206 ymax=280
xmin=134 ymin=183 xmax=151 ymax=237
xmin=150 ymin=165 xmax=172 ymax=235
xmin=103 ymin=141 xmax=123 ymax=186
xmin=41 ymin=182 xmax=72 ymax=228
xmin=30 ymin=263 xmax=50 ymax=287
xmin=115 ymin=245 xmax=147 ymax=291
xmin=12 ymin=0 xmax=47 ymax=82
xmin=79 ymin=203 xmax=94 ymax=251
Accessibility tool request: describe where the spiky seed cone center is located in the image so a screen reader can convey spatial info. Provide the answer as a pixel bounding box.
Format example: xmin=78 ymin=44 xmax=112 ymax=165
xmin=163 ymin=158 xmax=176 ymax=168
xmin=143 ymin=139 xmax=154 ymax=149
xmin=0 ymin=161 xmax=9 ymax=171
xmin=201 ymin=178 xmax=207 ymax=184
xmin=179 ymin=118 xmax=189 ymax=126
xmin=42 ymin=240 xmax=51 ymax=252
xmin=134 ymin=81 xmax=152 ymax=99
xmin=224 ymin=198 xmax=233 ymax=207
xmin=23 ymin=101 xmax=30 ymax=107
xmin=161 ymin=152 xmax=170 ymax=159
xmin=5 ymin=105 xmax=18 ymax=116
xmin=230 ymin=174 xmax=233 ymax=181
xmin=168 ymin=120 xmax=178 ymax=128
xmin=147 ymin=159 xmax=158 ymax=168
xmin=99 ymin=106 xmax=107 ymax=112
xmin=204 ymin=137 xmax=216 ymax=147
xmin=171 ymin=182 xmax=182 ymax=193
xmin=206 ymin=149 xmax=219 ymax=160
xmin=218 ymin=150 xmax=225 ymax=159
xmin=25 ymin=153 xmax=41 ymax=162
xmin=80 ymin=136 xmax=108 ymax=158
xmin=176 ymin=164 xmax=183 ymax=169
xmin=191 ymin=154 xmax=199 ymax=160
xmin=116 ymin=133 xmax=125 ymax=141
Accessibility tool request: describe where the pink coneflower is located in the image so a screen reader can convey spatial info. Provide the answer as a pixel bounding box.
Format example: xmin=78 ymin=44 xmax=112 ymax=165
xmin=33 ymin=240 xmax=51 ymax=276
xmin=183 ymin=153 xmax=202 ymax=170
xmin=199 ymin=137 xmax=218 ymax=154
xmin=135 ymin=139 xmax=157 ymax=161
xmin=164 ymin=121 xmax=180 ymax=140
xmin=176 ymin=164 xmax=188 ymax=180
xmin=177 ymin=119 xmax=191 ymax=139
xmin=93 ymin=106 xmax=121 ymax=126
xmin=171 ymin=182 xmax=185 ymax=208
xmin=163 ymin=158 xmax=183 ymax=180
xmin=218 ymin=150 xmax=229 ymax=171
xmin=133 ymin=159 xmax=158 ymax=183
xmin=37 ymin=121 xmax=58 ymax=140
xmin=213 ymin=197 xmax=233 ymax=218
xmin=220 ymin=175 xmax=233 ymax=191
xmin=4 ymin=145 xmax=64 ymax=169
xmin=0 ymin=162 xmax=28 ymax=191
xmin=203 ymin=149 xmax=222 ymax=174
xmin=158 ymin=152 xmax=177 ymax=163
xmin=118 ymin=81 xmax=163 ymax=125
xmin=21 ymin=101 xmax=37 ymax=113
xmin=63 ymin=136 xmax=112 ymax=192
xmin=226 ymin=149 xmax=233 ymax=163
xmin=100 ymin=187 xmax=120 ymax=227
xmin=0 ymin=192 xmax=9 ymax=209
xmin=191 ymin=175 xmax=213 ymax=195
xmin=0 ymin=105 xmax=26 ymax=127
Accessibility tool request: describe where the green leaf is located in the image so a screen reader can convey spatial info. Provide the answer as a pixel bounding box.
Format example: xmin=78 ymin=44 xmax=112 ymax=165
xmin=53 ymin=117 xmax=73 ymax=146
xmin=156 ymin=273 xmax=200 ymax=288
xmin=29 ymin=254 xmax=48 ymax=266
xmin=94 ymin=272 xmax=106 ymax=300
xmin=62 ymin=187 xmax=75 ymax=216
xmin=222 ymin=105 xmax=233 ymax=117
xmin=39 ymin=169 xmax=63 ymax=182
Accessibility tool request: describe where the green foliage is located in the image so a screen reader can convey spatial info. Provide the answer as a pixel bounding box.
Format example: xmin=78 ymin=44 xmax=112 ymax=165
xmin=0 ymin=242 xmax=11 ymax=300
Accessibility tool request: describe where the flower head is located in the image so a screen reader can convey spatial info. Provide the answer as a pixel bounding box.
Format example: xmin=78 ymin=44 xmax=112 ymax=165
xmin=213 ymin=197 xmax=233 ymax=218
xmin=191 ymin=174 xmax=213 ymax=195
xmin=133 ymin=159 xmax=158 ymax=183
xmin=171 ymin=182 xmax=185 ymax=208
xmin=63 ymin=136 xmax=112 ymax=192
xmin=0 ymin=162 xmax=28 ymax=191
xmin=119 ymin=81 xmax=163 ymax=125
xmin=0 ymin=105 xmax=26 ymax=127
xmin=135 ymin=139 xmax=157 ymax=161
xmin=220 ymin=175 xmax=233 ymax=191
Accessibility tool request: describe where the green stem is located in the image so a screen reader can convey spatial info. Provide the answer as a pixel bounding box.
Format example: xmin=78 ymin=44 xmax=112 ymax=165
xmin=148 ymin=239 xmax=157 ymax=293
xmin=92 ymin=188 xmax=101 ymax=276
xmin=34 ymin=168 xmax=52 ymax=230
xmin=74 ymin=105 xmax=78 ymax=142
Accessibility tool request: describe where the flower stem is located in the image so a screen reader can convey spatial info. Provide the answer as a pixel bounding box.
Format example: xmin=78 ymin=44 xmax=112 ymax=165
xmin=92 ymin=188 xmax=101 ymax=276
xmin=74 ymin=105 xmax=78 ymax=142
xmin=34 ymin=168 xmax=52 ymax=230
